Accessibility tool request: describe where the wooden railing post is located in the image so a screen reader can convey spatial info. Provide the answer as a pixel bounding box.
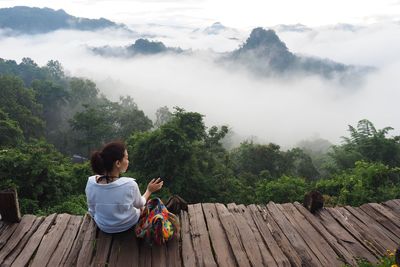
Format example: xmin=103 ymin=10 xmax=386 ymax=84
xmin=0 ymin=188 xmax=21 ymax=222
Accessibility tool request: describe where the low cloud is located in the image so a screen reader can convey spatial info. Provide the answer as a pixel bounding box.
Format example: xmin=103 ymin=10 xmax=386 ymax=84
xmin=0 ymin=22 xmax=399 ymax=148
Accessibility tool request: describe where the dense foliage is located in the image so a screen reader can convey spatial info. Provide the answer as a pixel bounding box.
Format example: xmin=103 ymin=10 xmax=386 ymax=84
xmin=1 ymin=57 xmax=400 ymax=216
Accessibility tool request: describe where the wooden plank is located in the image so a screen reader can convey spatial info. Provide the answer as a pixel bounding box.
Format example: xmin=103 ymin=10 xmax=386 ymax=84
xmin=281 ymin=203 xmax=343 ymax=266
xmin=364 ymin=204 xmax=400 ymax=240
xmin=76 ymin=216 xmax=97 ymax=267
xmin=188 ymin=203 xmax=217 ymax=267
xmin=0 ymin=223 xmax=19 ymax=250
xmin=108 ymin=228 xmax=139 ymax=267
xmin=0 ymin=189 xmax=21 ymax=223
xmin=267 ymin=202 xmax=322 ymax=267
xmin=368 ymin=203 xmax=400 ymax=229
xmin=92 ymin=230 xmax=113 ymax=267
xmin=202 ymin=203 xmax=237 ymax=267
xmin=215 ymin=203 xmax=251 ymax=267
xmin=0 ymin=214 xmax=36 ymax=264
xmin=138 ymin=240 xmax=152 ymax=267
xmin=63 ymin=213 xmax=91 ymax=266
xmin=336 ymin=207 xmax=388 ymax=254
xmin=152 ymin=244 xmax=167 ymax=267
xmin=293 ymin=202 xmax=358 ymax=266
xmin=229 ymin=203 xmax=276 ymax=267
xmin=257 ymin=204 xmax=302 ymax=267
xmin=383 ymin=200 xmax=400 ymax=214
xmin=48 ymin=215 xmax=83 ymax=266
xmin=0 ymin=221 xmax=7 ymax=235
xmin=166 ymin=225 xmax=181 ymax=267
xmin=247 ymin=204 xmax=291 ymax=267
xmin=321 ymin=208 xmax=377 ymax=263
xmin=343 ymin=206 xmax=397 ymax=255
xmin=11 ymin=213 xmax=57 ymax=267
xmin=30 ymin=213 xmax=71 ymax=267
xmin=1 ymin=217 xmax=43 ymax=267
xmin=180 ymin=210 xmax=196 ymax=267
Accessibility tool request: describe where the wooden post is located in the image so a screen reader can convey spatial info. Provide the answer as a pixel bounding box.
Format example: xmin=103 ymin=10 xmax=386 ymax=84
xmin=0 ymin=188 xmax=21 ymax=222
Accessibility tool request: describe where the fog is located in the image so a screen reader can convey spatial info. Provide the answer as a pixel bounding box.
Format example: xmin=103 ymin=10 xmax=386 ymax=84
xmin=0 ymin=22 xmax=399 ymax=148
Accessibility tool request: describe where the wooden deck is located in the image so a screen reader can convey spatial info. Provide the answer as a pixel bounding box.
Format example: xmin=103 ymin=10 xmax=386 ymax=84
xmin=1 ymin=199 xmax=400 ymax=266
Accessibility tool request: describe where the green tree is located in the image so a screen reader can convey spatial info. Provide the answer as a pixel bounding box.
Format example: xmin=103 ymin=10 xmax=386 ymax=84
xmin=0 ymin=75 xmax=44 ymax=138
xmin=115 ymin=96 xmax=152 ymax=139
xmin=0 ymin=108 xmax=24 ymax=147
xmin=256 ymin=175 xmax=308 ymax=203
xmin=329 ymin=119 xmax=400 ymax=172
xmin=154 ymin=106 xmax=172 ymax=128
xmin=0 ymin=140 xmax=84 ymax=214
xmin=127 ymin=108 xmax=231 ymax=203
xmin=230 ymin=141 xmax=287 ymax=182
xmin=70 ymin=100 xmax=116 ymax=156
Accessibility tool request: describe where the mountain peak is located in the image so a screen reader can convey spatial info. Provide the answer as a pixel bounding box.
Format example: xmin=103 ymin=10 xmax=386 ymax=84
xmin=241 ymin=27 xmax=288 ymax=51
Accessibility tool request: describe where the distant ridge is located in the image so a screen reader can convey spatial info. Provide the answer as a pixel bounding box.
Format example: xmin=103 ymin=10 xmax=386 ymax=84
xmin=0 ymin=6 xmax=127 ymax=34
xmin=227 ymin=27 xmax=374 ymax=81
xmin=90 ymin=38 xmax=184 ymax=57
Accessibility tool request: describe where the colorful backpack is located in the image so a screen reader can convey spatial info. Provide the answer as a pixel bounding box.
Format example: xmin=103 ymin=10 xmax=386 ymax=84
xmin=135 ymin=198 xmax=180 ymax=245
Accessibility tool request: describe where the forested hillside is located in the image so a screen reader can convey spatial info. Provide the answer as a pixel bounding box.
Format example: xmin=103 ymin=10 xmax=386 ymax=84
xmin=1 ymin=57 xmax=399 ymax=215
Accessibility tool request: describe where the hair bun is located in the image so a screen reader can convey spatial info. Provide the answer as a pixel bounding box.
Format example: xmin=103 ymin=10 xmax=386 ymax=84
xmin=90 ymin=151 xmax=105 ymax=174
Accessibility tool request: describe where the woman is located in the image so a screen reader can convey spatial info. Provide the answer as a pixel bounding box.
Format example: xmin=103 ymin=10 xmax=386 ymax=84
xmin=85 ymin=141 xmax=163 ymax=233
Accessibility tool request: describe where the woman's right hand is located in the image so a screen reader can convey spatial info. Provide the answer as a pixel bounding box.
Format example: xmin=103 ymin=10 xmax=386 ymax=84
xmin=147 ymin=177 xmax=163 ymax=193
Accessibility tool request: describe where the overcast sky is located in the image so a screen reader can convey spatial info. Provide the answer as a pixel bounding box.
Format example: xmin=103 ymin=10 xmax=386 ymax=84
xmin=1 ymin=0 xmax=400 ymax=28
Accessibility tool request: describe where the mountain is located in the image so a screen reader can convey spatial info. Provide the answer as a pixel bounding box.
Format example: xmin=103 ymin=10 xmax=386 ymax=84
xmin=90 ymin=38 xmax=184 ymax=57
xmin=0 ymin=6 xmax=127 ymax=34
xmin=227 ymin=27 xmax=374 ymax=80
xmin=203 ymin=22 xmax=233 ymax=35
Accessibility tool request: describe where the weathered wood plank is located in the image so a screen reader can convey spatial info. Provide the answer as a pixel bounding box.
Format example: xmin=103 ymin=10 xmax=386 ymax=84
xmin=352 ymin=207 xmax=400 ymax=248
xmin=188 ymin=203 xmax=217 ymax=267
xmin=360 ymin=204 xmax=400 ymax=243
xmin=0 ymin=223 xmax=19 ymax=250
xmin=92 ymin=230 xmax=113 ymax=267
xmin=48 ymin=215 xmax=83 ymax=266
xmin=337 ymin=207 xmax=391 ymax=254
xmin=166 ymin=226 xmax=181 ymax=267
xmin=383 ymin=200 xmax=400 ymax=215
xmin=281 ymin=203 xmax=343 ymax=266
xmin=108 ymin=228 xmax=140 ymax=267
xmin=30 ymin=213 xmax=71 ymax=267
xmin=152 ymin=244 xmax=167 ymax=267
xmin=1 ymin=217 xmax=43 ymax=267
xmin=76 ymin=216 xmax=97 ymax=267
xmin=347 ymin=206 xmax=400 ymax=249
xmin=63 ymin=213 xmax=91 ymax=266
xmin=267 ymin=202 xmax=322 ymax=267
xmin=227 ymin=203 xmax=266 ymax=267
xmin=247 ymin=204 xmax=291 ymax=267
xmin=368 ymin=203 xmax=400 ymax=229
xmin=257 ymin=204 xmax=302 ymax=267
xmin=0 ymin=221 xmax=8 ymax=235
xmin=231 ymin=203 xmax=276 ymax=267
xmin=215 ymin=203 xmax=251 ymax=267
xmin=293 ymin=202 xmax=358 ymax=266
xmin=320 ymin=208 xmax=377 ymax=263
xmin=138 ymin=240 xmax=152 ymax=267
xmin=0 ymin=215 xmax=36 ymax=264
xmin=202 ymin=203 xmax=237 ymax=267
xmin=11 ymin=213 xmax=56 ymax=267
xmin=181 ymin=210 xmax=196 ymax=267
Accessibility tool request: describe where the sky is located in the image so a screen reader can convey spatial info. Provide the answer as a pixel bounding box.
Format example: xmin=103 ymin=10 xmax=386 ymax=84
xmin=1 ymin=0 xmax=400 ymax=28
xmin=0 ymin=0 xmax=400 ymax=148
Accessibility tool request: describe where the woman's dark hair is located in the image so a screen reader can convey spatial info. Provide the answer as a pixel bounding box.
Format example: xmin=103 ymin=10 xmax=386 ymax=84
xmin=90 ymin=141 xmax=126 ymax=175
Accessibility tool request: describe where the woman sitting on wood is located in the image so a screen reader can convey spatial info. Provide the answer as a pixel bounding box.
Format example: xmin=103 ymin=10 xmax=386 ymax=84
xmin=85 ymin=141 xmax=163 ymax=234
